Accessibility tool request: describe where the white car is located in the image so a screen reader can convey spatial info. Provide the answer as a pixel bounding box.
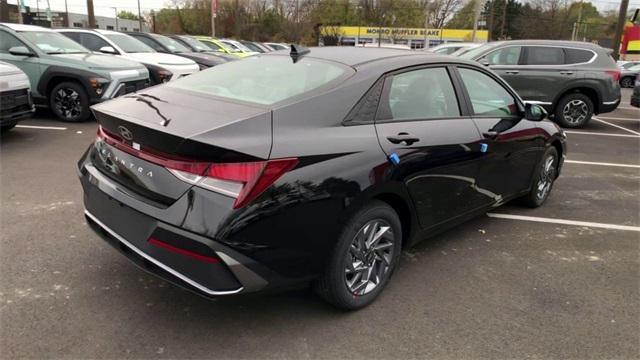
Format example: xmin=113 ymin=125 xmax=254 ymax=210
xmin=55 ymin=29 xmax=199 ymax=85
xmin=425 ymin=42 xmax=482 ymax=55
xmin=0 ymin=61 xmax=34 ymax=131
xmin=219 ymin=39 xmax=259 ymax=56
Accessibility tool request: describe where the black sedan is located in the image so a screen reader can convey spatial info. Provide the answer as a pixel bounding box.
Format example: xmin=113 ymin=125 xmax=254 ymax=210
xmin=79 ymin=46 xmax=566 ymax=310
xmin=125 ymin=32 xmax=229 ymax=69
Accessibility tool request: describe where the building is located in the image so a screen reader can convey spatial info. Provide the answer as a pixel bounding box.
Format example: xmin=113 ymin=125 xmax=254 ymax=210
xmin=320 ymin=25 xmax=489 ymax=48
xmin=0 ymin=0 xmax=149 ymax=32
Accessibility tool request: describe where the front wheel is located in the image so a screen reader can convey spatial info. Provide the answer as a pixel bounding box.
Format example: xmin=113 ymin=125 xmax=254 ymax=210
xmin=314 ymin=200 xmax=402 ymax=310
xmin=554 ymin=93 xmax=594 ymax=128
xmin=49 ymin=82 xmax=91 ymax=122
xmin=521 ymin=147 xmax=559 ymax=208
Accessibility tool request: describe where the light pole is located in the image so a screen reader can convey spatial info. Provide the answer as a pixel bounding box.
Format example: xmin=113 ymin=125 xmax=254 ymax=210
xmin=112 ymin=7 xmax=118 ymax=31
xmin=137 ymin=0 xmax=143 ymax=31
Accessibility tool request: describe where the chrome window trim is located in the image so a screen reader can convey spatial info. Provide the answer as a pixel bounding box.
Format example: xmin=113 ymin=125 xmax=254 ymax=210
xmin=482 ymin=44 xmax=598 ymax=67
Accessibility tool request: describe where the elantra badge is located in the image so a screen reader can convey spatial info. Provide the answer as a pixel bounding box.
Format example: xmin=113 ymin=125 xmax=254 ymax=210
xmin=118 ymin=126 xmax=133 ymax=141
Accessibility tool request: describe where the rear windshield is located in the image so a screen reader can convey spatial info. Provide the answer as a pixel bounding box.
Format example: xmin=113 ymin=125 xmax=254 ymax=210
xmin=168 ymin=55 xmax=353 ymax=105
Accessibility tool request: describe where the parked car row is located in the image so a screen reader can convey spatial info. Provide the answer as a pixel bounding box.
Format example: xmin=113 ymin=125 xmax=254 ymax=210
xmin=0 ymin=22 xmax=289 ymax=124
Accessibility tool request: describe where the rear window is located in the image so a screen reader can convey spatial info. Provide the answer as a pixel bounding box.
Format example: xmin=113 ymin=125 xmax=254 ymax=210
xmin=564 ymin=48 xmax=595 ymax=64
xmin=168 ymin=55 xmax=352 ymax=105
xmin=524 ymin=47 xmax=564 ymax=65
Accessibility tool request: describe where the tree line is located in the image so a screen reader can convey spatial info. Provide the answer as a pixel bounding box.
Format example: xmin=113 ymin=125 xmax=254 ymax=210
xmin=148 ymin=0 xmax=621 ymax=44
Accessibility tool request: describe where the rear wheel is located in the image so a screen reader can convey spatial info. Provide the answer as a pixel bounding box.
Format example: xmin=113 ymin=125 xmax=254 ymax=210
xmin=49 ymin=82 xmax=91 ymax=122
xmin=521 ymin=147 xmax=559 ymax=208
xmin=314 ymin=200 xmax=402 ymax=310
xmin=0 ymin=124 xmax=16 ymax=132
xmin=554 ymin=93 xmax=593 ymax=128
xmin=620 ymin=76 xmax=635 ymax=88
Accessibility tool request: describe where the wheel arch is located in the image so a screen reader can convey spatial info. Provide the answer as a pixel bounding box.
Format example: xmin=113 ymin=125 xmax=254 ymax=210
xmin=371 ymin=191 xmax=416 ymax=249
xmin=552 ymin=85 xmax=601 ymax=114
xmin=37 ymin=66 xmax=101 ymax=101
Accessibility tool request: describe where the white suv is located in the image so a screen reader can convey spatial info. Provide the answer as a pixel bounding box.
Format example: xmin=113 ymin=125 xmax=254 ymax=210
xmin=56 ymin=29 xmax=199 ymax=85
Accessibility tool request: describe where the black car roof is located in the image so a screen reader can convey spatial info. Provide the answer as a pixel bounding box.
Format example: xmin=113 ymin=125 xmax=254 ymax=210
xmin=266 ymin=46 xmax=453 ymax=67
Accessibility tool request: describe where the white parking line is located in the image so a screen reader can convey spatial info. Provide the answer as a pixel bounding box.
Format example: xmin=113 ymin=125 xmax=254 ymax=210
xmin=617 ymin=106 xmax=640 ymax=111
xmin=16 ymin=125 xmax=67 ymax=131
xmin=564 ymin=130 xmax=639 ymax=138
xmin=487 ymin=213 xmax=640 ymax=232
xmin=565 ymin=160 xmax=640 ymax=168
xmin=596 ymin=116 xmax=640 ymax=122
xmin=592 ymin=117 xmax=640 ymax=136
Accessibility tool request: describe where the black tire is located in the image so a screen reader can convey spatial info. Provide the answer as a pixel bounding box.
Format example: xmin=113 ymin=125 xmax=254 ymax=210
xmin=554 ymin=93 xmax=594 ymax=128
xmin=0 ymin=124 xmax=16 ymax=132
xmin=521 ymin=147 xmax=559 ymax=208
xmin=314 ymin=200 xmax=402 ymax=310
xmin=49 ymin=81 xmax=91 ymax=122
xmin=620 ymin=76 xmax=635 ymax=88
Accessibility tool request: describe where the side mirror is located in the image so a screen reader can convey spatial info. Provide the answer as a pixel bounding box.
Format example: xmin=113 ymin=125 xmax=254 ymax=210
xmin=479 ymin=58 xmax=490 ymax=66
xmin=8 ymin=46 xmax=33 ymax=57
xmin=98 ymin=46 xmax=117 ymax=54
xmin=525 ymin=103 xmax=547 ymax=122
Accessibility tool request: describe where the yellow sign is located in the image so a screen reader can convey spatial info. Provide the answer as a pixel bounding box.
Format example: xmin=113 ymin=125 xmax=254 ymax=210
xmin=321 ymin=26 xmax=488 ymax=42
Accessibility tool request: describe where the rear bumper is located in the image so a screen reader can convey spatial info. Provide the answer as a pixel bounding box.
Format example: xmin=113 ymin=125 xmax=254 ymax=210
xmin=79 ymin=162 xmax=269 ymax=296
xmin=599 ymin=97 xmax=620 ymax=114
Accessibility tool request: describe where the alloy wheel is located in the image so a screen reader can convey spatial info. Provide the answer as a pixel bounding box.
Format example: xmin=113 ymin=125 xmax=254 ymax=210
xmin=536 ymin=154 xmax=556 ymax=201
xmin=344 ymin=219 xmax=395 ymax=296
xmin=621 ymin=77 xmax=634 ymax=88
xmin=562 ymin=99 xmax=589 ymax=125
xmin=54 ymin=88 xmax=82 ymax=120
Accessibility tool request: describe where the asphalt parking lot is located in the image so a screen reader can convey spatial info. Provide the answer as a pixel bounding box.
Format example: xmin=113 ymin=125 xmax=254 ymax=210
xmin=1 ymin=89 xmax=638 ymax=359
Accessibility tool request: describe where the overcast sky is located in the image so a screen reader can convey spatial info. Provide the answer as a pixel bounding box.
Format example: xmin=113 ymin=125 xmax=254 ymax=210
xmin=6 ymin=0 xmax=640 ymax=19
xmin=7 ymin=0 xmax=170 ymax=18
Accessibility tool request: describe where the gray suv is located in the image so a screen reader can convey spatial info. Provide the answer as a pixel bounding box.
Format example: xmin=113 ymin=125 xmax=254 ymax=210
xmin=461 ymin=40 xmax=621 ymax=128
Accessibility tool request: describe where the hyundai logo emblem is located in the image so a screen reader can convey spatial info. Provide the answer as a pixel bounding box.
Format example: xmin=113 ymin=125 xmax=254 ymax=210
xmin=118 ymin=126 xmax=133 ymax=141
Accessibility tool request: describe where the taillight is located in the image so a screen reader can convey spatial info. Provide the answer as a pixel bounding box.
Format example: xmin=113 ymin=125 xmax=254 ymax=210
xmin=606 ymin=70 xmax=621 ymax=82
xmin=97 ymin=126 xmax=298 ymax=208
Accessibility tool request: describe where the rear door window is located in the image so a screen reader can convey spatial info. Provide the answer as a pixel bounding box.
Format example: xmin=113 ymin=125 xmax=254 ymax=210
xmin=484 ymin=46 xmax=522 ymax=65
xmin=564 ymin=48 xmax=595 ymax=64
xmin=524 ymin=46 xmax=564 ymax=65
xmin=78 ymin=33 xmax=110 ymax=52
xmin=377 ymin=67 xmax=460 ymax=121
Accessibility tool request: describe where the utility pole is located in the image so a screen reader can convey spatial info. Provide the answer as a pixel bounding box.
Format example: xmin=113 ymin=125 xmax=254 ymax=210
xmin=112 ymin=7 xmax=118 ymax=31
xmin=572 ymin=0 xmax=583 ymax=41
xmin=64 ymin=0 xmax=69 ymax=27
xmin=137 ymin=0 xmax=143 ymax=31
xmin=612 ymin=0 xmax=629 ymax=60
xmin=487 ymin=0 xmax=494 ymax=41
xmin=211 ymin=0 xmax=216 ymax=37
xmin=472 ymin=0 xmax=484 ymax=42
xmin=424 ymin=4 xmax=429 ymax=49
xmin=87 ymin=0 xmax=96 ymax=28
xmin=499 ymin=0 xmax=507 ymax=39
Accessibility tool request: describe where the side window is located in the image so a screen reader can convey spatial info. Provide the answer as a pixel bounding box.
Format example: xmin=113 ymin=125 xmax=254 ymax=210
xmin=134 ymin=36 xmax=163 ymax=51
xmin=484 ymin=46 xmax=521 ymax=65
xmin=0 ymin=32 xmax=27 ymax=53
xmin=78 ymin=33 xmax=110 ymax=52
xmin=458 ymin=68 xmax=518 ymax=117
xmin=61 ymin=32 xmax=81 ymax=44
xmin=565 ymin=48 xmax=594 ymax=64
xmin=524 ymin=46 xmax=564 ymax=65
xmin=377 ymin=67 xmax=460 ymax=121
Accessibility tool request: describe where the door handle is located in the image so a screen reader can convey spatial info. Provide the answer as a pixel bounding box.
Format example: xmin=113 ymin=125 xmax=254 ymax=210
xmin=560 ymin=71 xmax=574 ymax=75
xmin=386 ymin=132 xmax=420 ymax=145
xmin=504 ymin=70 xmax=519 ymax=74
xmin=482 ymin=130 xmax=499 ymax=139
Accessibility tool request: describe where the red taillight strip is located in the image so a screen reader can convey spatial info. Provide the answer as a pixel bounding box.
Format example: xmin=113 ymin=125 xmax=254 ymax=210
xmin=148 ymin=238 xmax=220 ymax=264
xmin=97 ymin=126 xmax=210 ymax=175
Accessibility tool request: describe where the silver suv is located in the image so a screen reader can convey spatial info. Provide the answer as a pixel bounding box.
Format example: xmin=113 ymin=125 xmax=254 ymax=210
xmin=461 ymin=40 xmax=621 ymax=128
